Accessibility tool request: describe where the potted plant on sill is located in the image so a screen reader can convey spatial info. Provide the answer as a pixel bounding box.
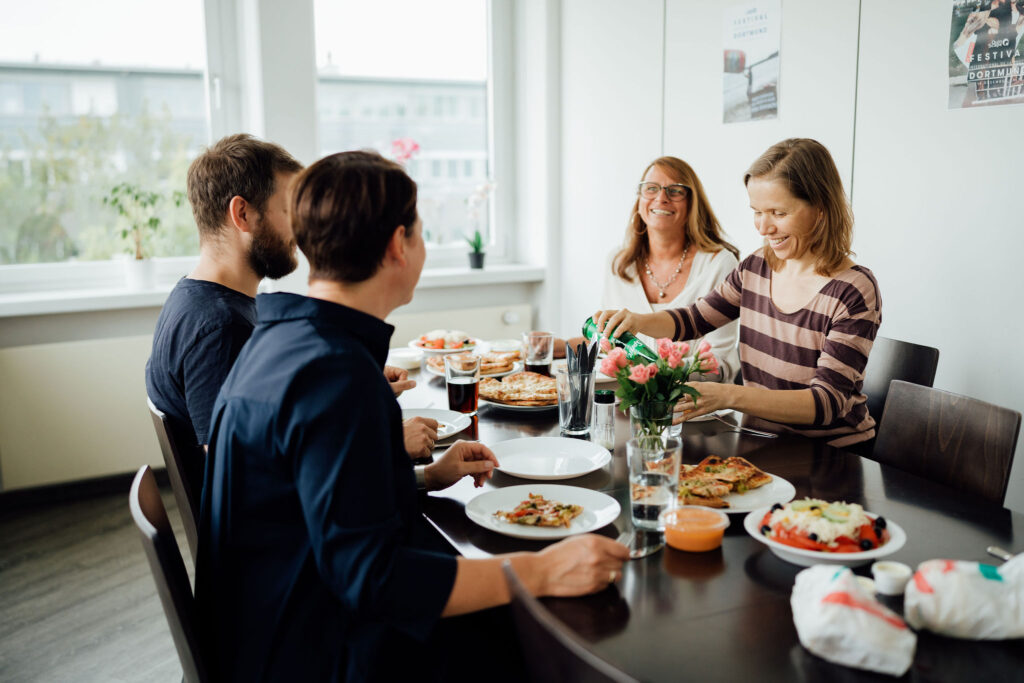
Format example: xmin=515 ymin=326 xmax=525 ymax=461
xmin=103 ymin=182 xmax=183 ymax=290
xmin=465 ymin=229 xmax=486 ymax=269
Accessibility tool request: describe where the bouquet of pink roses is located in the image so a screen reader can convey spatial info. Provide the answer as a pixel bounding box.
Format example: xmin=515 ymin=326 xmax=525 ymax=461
xmin=599 ymin=338 xmax=719 ymax=416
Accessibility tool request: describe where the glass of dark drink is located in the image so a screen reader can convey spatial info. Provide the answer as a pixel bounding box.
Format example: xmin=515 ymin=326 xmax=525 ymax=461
xmin=522 ymin=331 xmax=554 ymax=376
xmin=444 ymin=354 xmax=481 ymax=415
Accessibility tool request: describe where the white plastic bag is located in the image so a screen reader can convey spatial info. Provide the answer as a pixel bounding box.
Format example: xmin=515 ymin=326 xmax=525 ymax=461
xmin=904 ymin=554 xmax=1024 ymax=639
xmin=791 ymin=565 xmax=916 ymax=677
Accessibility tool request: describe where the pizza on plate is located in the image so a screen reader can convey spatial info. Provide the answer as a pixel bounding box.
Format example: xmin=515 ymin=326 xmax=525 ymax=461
xmin=495 ymin=493 xmax=583 ymax=527
xmin=479 ymin=371 xmax=557 ymax=406
xmin=678 ymin=455 xmax=773 ymax=508
xmin=426 ymin=350 xmax=520 ymax=376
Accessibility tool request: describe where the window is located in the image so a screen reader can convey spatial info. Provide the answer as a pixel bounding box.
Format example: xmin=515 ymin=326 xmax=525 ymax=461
xmin=314 ymin=0 xmax=493 ymax=251
xmin=0 ymin=0 xmax=211 ymax=267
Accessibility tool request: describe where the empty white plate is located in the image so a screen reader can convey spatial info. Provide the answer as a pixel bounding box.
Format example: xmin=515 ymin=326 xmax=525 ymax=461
xmin=491 ymin=437 xmax=611 ymax=480
xmin=465 ymin=484 xmax=621 ymax=539
xmin=401 ymin=408 xmax=471 ymax=440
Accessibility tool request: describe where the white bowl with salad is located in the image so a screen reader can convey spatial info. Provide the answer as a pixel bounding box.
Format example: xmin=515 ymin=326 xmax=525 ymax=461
xmin=743 ymin=498 xmax=906 ymax=567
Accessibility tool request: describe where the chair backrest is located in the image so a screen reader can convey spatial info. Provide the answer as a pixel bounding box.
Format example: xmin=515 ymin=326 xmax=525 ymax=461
xmin=874 ymin=381 xmax=1022 ymax=505
xmin=862 ymin=336 xmax=940 ymax=425
xmin=147 ymin=397 xmax=199 ymax=563
xmin=129 ymin=466 xmax=208 ymax=683
xmin=502 ymin=561 xmax=639 ymax=683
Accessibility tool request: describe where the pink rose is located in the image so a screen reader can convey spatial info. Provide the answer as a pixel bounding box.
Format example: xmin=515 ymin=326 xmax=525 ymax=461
xmin=698 ymin=340 xmax=712 ymax=354
xmin=656 ymin=338 xmax=674 ymax=359
xmin=599 ymin=337 xmax=613 ymax=354
xmin=646 ymin=363 xmax=659 ymax=379
xmin=628 ymin=364 xmax=650 ymax=384
xmin=600 ymin=356 xmax=620 ymax=377
xmin=666 ymin=351 xmax=682 ymax=369
xmin=607 ymin=347 xmax=629 ymax=369
xmin=674 ymin=342 xmax=690 ymax=356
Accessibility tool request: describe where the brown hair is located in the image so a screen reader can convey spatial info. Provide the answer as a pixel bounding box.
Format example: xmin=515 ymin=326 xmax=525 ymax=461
xmin=613 ymin=156 xmax=738 ymax=282
xmin=744 ymin=138 xmax=853 ymax=276
xmin=291 ymin=150 xmax=418 ymax=283
xmin=186 ymin=134 xmax=302 ymax=239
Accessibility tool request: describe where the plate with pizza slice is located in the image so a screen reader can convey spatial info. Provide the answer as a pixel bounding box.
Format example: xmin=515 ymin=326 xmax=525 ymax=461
xmin=424 ymin=351 xmax=523 ymax=379
xmin=677 ymin=455 xmax=796 ymax=514
xmin=478 ymin=371 xmax=558 ymax=411
xmin=466 ymin=484 xmax=621 ymax=539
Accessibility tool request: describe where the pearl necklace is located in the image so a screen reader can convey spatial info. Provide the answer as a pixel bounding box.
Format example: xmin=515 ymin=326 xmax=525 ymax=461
xmin=644 ymin=247 xmax=688 ymax=299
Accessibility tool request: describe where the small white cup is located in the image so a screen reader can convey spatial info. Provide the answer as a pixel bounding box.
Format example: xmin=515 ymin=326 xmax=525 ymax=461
xmin=871 ymin=561 xmax=912 ymax=596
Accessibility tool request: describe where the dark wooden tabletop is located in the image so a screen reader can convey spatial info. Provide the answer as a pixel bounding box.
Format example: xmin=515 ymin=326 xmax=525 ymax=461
xmin=399 ymin=370 xmax=1024 ymax=682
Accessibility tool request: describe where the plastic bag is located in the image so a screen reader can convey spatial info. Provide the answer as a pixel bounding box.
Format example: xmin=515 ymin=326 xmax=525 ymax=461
xmin=904 ymin=554 xmax=1024 ymax=639
xmin=791 ymin=565 xmax=916 ymax=677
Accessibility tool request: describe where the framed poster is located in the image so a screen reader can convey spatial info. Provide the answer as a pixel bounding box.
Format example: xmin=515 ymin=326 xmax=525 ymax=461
xmin=949 ymin=0 xmax=1024 ymax=108
xmin=723 ymin=0 xmax=782 ymax=123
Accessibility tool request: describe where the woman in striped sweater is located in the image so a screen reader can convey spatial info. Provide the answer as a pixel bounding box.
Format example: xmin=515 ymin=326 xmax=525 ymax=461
xmin=594 ymin=138 xmax=881 ymax=448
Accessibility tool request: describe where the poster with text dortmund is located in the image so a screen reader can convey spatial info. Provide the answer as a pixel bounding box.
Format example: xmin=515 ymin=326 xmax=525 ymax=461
xmin=949 ymin=0 xmax=1024 ymax=109
xmin=723 ymin=0 xmax=781 ymax=123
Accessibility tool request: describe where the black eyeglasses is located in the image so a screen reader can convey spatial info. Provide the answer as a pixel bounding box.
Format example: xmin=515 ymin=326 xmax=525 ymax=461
xmin=637 ymin=182 xmax=689 ymax=201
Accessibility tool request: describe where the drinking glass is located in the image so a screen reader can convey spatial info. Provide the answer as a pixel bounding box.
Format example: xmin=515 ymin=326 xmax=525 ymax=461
xmin=444 ymin=355 xmax=480 ymax=416
xmin=522 ymin=331 xmax=554 ymax=376
xmin=626 ymin=436 xmax=681 ymax=531
xmin=556 ymin=367 xmax=594 ymax=435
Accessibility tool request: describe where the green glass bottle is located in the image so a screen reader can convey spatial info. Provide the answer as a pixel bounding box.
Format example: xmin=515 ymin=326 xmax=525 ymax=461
xmin=582 ymin=317 xmax=659 ymax=363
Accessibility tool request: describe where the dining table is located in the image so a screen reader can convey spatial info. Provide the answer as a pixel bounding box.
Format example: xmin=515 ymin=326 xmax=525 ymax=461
xmin=398 ymin=368 xmax=1024 ymax=682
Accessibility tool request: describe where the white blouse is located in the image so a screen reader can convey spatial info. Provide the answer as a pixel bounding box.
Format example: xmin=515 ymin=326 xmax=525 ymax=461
xmin=601 ymin=248 xmax=741 ymax=382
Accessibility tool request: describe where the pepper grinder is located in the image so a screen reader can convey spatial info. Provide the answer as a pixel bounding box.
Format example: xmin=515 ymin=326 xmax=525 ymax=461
xmin=593 ymin=389 xmax=616 ymax=450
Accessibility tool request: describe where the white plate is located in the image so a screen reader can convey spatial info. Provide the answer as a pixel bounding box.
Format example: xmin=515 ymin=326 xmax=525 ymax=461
xmin=480 ymin=399 xmax=558 ymax=412
xmin=408 ymin=338 xmax=480 ymax=355
xmin=713 ymin=474 xmax=796 ymax=514
xmin=386 ymin=347 xmax=423 ymax=370
xmin=743 ymin=505 xmax=907 ymax=567
xmin=466 ymin=484 xmax=621 ymax=539
xmin=425 ymin=360 xmax=524 ymax=380
xmin=401 ymin=408 xmax=471 ymax=440
xmin=491 ymin=437 xmax=611 ymax=480
xmin=484 ymin=338 xmax=523 ymax=353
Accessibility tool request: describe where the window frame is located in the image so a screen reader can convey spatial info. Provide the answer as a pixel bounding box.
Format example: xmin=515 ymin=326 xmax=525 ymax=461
xmin=0 ymin=0 xmax=518 ymax=297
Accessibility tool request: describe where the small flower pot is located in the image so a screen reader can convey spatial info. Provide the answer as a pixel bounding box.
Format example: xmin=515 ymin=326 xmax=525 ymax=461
xmin=124 ymin=258 xmax=156 ymax=290
xmin=468 ymin=252 xmax=485 ymax=269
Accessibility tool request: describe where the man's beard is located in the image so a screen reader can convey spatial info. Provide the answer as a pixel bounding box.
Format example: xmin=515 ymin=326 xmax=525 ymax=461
xmin=248 ymin=215 xmax=297 ymax=280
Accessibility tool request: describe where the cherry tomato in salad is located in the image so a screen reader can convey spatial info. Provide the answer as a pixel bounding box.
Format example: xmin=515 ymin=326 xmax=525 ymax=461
xmin=759 ymin=510 xmax=889 ymax=553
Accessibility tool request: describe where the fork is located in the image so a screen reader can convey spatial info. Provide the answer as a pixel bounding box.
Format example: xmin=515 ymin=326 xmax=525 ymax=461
xmin=710 ymin=413 xmax=778 ymax=438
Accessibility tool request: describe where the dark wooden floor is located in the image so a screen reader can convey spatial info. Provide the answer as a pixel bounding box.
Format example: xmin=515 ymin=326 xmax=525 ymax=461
xmin=0 ymin=487 xmax=189 ymax=682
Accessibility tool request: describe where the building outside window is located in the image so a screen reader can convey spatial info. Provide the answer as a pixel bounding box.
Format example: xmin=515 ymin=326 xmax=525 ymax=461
xmin=314 ymin=0 xmax=492 ymax=249
xmin=0 ymin=0 xmax=209 ymax=267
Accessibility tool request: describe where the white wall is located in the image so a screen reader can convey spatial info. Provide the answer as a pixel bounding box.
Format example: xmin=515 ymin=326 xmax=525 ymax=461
xmin=555 ymin=0 xmax=1023 ymax=509
xmin=559 ymin=0 xmax=666 ymax=333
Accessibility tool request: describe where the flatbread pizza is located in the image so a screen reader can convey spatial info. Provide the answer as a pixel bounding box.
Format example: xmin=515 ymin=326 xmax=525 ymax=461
xmin=479 ymin=371 xmax=557 ymax=406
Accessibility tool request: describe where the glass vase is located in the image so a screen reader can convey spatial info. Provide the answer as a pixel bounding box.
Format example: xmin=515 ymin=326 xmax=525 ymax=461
xmin=629 ymin=401 xmax=673 ymax=441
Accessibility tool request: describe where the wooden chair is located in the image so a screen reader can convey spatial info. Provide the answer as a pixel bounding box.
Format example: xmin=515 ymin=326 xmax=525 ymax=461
xmin=502 ymin=561 xmax=639 ymax=683
xmin=874 ymin=381 xmax=1021 ymax=505
xmin=862 ymin=336 xmax=939 ymax=425
xmin=129 ymin=466 xmax=209 ymax=683
xmin=147 ymin=398 xmax=199 ymax=563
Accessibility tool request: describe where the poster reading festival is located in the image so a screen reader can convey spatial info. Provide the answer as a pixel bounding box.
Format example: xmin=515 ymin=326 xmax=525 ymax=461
xmin=949 ymin=0 xmax=1024 ymax=109
xmin=722 ymin=0 xmax=781 ymax=123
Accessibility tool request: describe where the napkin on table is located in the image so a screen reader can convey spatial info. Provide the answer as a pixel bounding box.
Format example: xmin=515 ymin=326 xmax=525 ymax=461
xmin=904 ymin=553 xmax=1024 ymax=640
xmin=791 ymin=565 xmax=916 ymax=677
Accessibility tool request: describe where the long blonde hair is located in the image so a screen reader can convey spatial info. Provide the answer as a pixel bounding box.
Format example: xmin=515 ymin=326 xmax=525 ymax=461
xmin=744 ymin=138 xmax=853 ymax=276
xmin=613 ymin=156 xmax=738 ymax=282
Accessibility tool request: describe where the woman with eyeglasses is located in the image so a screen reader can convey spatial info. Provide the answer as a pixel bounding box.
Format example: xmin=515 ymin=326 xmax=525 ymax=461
xmin=600 ymin=156 xmax=741 ymax=381
xmin=595 ymin=139 xmax=881 ymax=448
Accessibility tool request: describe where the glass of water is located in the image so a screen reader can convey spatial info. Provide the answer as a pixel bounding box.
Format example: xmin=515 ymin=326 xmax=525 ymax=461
xmin=626 ymin=436 xmax=681 ymax=531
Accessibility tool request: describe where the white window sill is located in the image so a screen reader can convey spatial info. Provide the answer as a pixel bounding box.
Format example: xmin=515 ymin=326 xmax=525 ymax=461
xmin=0 ymin=264 xmax=546 ymax=318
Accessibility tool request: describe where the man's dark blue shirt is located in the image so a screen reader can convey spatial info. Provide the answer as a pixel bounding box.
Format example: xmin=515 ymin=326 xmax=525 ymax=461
xmin=195 ymin=293 xmax=457 ymax=681
xmin=145 ymin=277 xmax=255 ymax=495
